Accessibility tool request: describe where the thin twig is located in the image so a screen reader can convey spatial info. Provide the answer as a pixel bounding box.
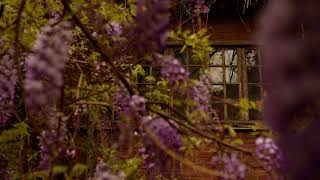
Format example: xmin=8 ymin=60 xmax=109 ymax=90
xmin=60 ymin=0 xmax=135 ymax=95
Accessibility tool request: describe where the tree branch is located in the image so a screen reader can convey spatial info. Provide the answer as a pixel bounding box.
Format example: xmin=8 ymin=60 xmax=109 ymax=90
xmin=146 ymin=104 xmax=254 ymax=155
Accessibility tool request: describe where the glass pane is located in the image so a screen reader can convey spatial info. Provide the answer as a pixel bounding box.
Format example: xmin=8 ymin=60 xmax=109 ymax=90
xmin=227 ymin=103 xmax=240 ymax=120
xmin=226 ymin=66 xmax=238 ymax=83
xmin=189 ymin=55 xmax=202 ymax=65
xmin=249 ymin=109 xmax=262 ymax=120
xmin=207 ymin=67 xmax=223 ymax=83
xmin=210 ymin=50 xmax=223 ymax=65
xmin=246 ymin=49 xmax=259 ymax=66
xmin=213 ymin=103 xmax=224 ymax=120
xmin=226 ymin=84 xmax=239 ymax=99
xmin=224 ymin=49 xmax=237 ymax=65
xmin=248 ymin=85 xmax=261 ymax=100
xmin=247 ymin=67 xmax=260 ymax=83
xmin=188 ymin=66 xmax=201 ymax=79
xmin=212 ymin=85 xmax=224 ymax=100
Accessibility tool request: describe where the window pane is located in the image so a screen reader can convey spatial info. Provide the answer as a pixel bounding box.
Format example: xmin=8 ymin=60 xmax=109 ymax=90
xmin=212 ymin=85 xmax=224 ymax=100
xmin=249 ymin=109 xmax=262 ymax=120
xmin=226 ymin=84 xmax=239 ymax=99
xmin=245 ymin=49 xmax=259 ymax=66
xmin=213 ymin=103 xmax=224 ymax=120
xmin=247 ymin=67 xmax=260 ymax=83
xmin=226 ymin=66 xmax=238 ymax=83
xmin=224 ymin=49 xmax=237 ymax=65
xmin=248 ymin=85 xmax=261 ymax=100
xmin=188 ymin=66 xmax=201 ymax=79
xmin=189 ymin=55 xmax=202 ymax=65
xmin=207 ymin=67 xmax=223 ymax=83
xmin=210 ymin=50 xmax=223 ymax=65
xmin=227 ymin=103 xmax=240 ymax=120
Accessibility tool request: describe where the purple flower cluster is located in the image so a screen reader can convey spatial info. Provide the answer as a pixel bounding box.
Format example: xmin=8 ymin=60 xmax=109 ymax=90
xmin=129 ymin=95 xmax=146 ymax=114
xmin=190 ymin=75 xmax=213 ymax=113
xmin=115 ymin=83 xmax=146 ymax=116
xmin=259 ymin=0 xmax=320 ymax=178
xmin=255 ymin=137 xmax=282 ymax=172
xmin=0 ymin=51 xmax=18 ymax=126
xmin=115 ymin=83 xmax=130 ymax=114
xmin=38 ymin=115 xmax=67 ymax=170
xmin=161 ymin=55 xmax=189 ymax=87
xmin=222 ymin=154 xmax=246 ymax=180
xmin=140 ymin=116 xmax=182 ymax=171
xmin=135 ymin=0 xmax=170 ymax=54
xmin=93 ymin=160 xmax=125 ymax=180
xmin=212 ymin=153 xmax=246 ymax=180
xmin=106 ymin=21 xmax=123 ymax=36
xmin=24 ymin=20 xmax=72 ymax=113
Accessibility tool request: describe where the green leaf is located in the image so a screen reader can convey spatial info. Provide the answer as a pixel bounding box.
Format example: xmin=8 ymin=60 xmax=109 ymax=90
xmin=145 ymin=75 xmax=155 ymax=83
xmin=70 ymin=164 xmax=88 ymax=177
xmin=132 ymin=64 xmax=145 ymax=79
xmin=230 ymin=138 xmax=244 ymax=145
xmin=227 ymin=126 xmax=237 ymax=137
xmin=52 ymin=165 xmax=68 ymax=174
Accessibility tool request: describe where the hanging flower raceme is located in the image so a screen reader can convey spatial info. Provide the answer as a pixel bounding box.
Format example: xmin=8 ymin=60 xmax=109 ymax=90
xmin=0 ymin=51 xmax=18 ymax=126
xmin=140 ymin=116 xmax=182 ymax=172
xmin=24 ymin=20 xmax=72 ymax=113
xmin=222 ymin=154 xmax=246 ymax=180
xmin=255 ymin=137 xmax=283 ymax=172
xmin=135 ymin=0 xmax=170 ymax=54
xmin=259 ymin=0 xmax=320 ymax=178
xmin=106 ymin=21 xmax=123 ymax=36
xmin=115 ymin=82 xmax=130 ymax=115
xmin=189 ymin=74 xmax=218 ymax=124
xmin=190 ymin=74 xmax=215 ymax=112
xmin=161 ymin=55 xmax=190 ymax=88
xmin=129 ymin=95 xmax=146 ymax=115
xmin=211 ymin=153 xmax=247 ymax=180
xmin=93 ymin=160 xmax=125 ymax=180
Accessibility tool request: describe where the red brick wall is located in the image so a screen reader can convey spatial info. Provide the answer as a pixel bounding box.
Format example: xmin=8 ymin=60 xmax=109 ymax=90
xmin=172 ymin=132 xmax=269 ymax=180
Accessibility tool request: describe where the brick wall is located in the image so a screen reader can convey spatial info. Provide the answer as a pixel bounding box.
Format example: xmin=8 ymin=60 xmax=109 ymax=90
xmin=173 ymin=132 xmax=269 ymax=180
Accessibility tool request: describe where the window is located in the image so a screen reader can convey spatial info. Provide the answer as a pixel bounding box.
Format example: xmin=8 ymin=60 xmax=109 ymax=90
xmin=207 ymin=47 xmax=264 ymax=122
xmin=136 ymin=44 xmax=265 ymax=122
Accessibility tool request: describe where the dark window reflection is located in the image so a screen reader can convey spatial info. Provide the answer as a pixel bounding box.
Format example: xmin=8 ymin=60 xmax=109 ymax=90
xmin=213 ymin=103 xmax=224 ymax=119
xmin=247 ymin=67 xmax=260 ymax=83
xmin=226 ymin=84 xmax=239 ymax=99
xmin=188 ymin=67 xmax=201 ymax=79
xmin=227 ymin=103 xmax=240 ymax=120
xmin=248 ymin=85 xmax=261 ymax=100
xmin=249 ymin=109 xmax=262 ymax=120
